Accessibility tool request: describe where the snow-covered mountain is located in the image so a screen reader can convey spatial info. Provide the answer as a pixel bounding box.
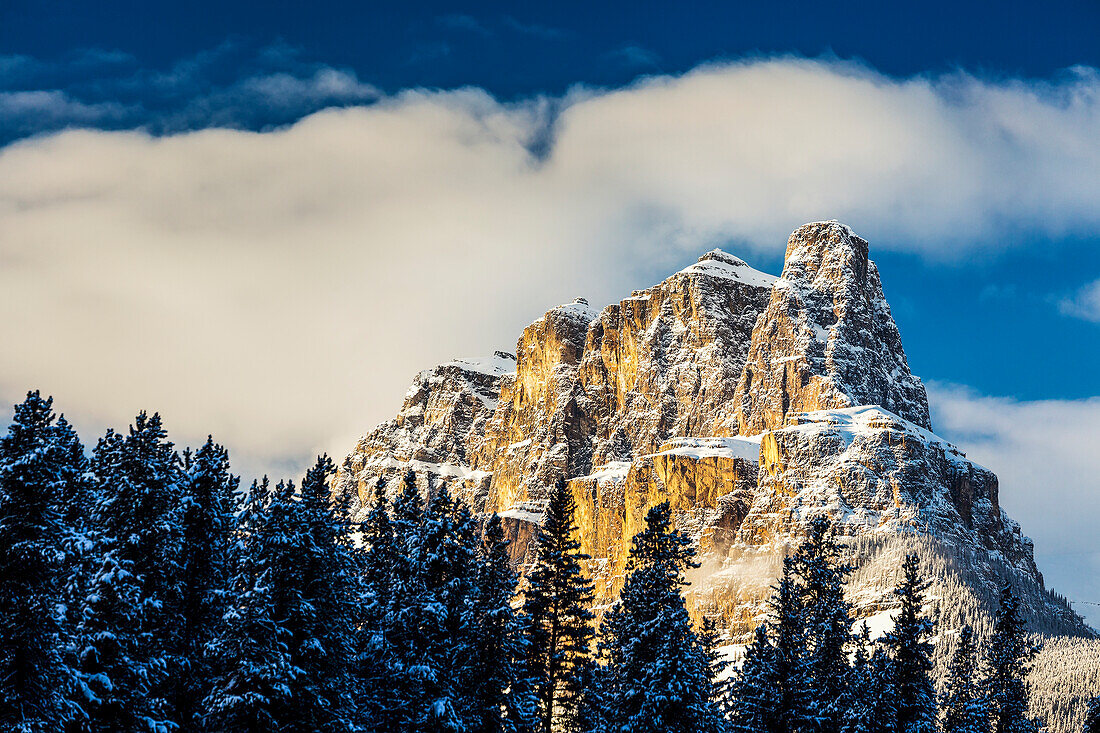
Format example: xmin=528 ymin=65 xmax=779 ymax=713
xmin=334 ymin=221 xmax=1097 ymax=730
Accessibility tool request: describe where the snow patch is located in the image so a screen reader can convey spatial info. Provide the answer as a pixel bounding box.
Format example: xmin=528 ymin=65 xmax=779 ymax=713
xmin=782 ymin=405 xmax=980 ymax=470
xmin=579 ymin=461 xmax=633 ymax=482
xmin=676 ymin=249 xmax=778 ymax=289
xmin=649 ymin=435 xmax=762 ymax=463
xmin=439 ymin=352 xmax=516 ymax=377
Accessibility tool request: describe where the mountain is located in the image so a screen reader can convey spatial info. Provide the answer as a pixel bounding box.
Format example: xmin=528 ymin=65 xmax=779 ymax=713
xmin=334 ymin=221 xmax=1097 ymax=731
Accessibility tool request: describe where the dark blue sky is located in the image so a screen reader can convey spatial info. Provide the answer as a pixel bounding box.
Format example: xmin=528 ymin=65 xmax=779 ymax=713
xmin=4 ymin=0 xmax=1100 ymax=96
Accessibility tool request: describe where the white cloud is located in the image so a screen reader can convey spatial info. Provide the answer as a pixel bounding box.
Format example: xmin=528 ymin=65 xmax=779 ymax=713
xmin=0 ymin=90 xmax=132 ymax=129
xmin=1059 ymin=279 xmax=1100 ymax=322
xmin=3 ymin=57 xmax=1100 ymax=483
xmin=928 ymin=384 xmax=1100 ymax=625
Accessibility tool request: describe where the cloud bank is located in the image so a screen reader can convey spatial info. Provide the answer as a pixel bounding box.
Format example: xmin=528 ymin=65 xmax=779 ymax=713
xmin=2 ymin=57 xmax=1100 ymax=480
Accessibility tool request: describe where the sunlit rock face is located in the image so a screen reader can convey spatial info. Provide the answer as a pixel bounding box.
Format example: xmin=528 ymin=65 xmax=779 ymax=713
xmin=579 ymin=250 xmax=776 ymax=464
xmin=336 ymin=220 xmax=1092 ymax=643
xmin=470 ymin=298 xmax=599 ymax=513
xmin=733 ymin=221 xmax=932 ymax=435
xmin=740 ymin=406 xmax=1040 ymax=583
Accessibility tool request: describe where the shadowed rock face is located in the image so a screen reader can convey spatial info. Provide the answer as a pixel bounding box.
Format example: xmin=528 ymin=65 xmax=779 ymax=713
xmin=734 ymin=221 xmax=931 ymax=435
xmin=334 ymin=221 xmax=1092 ymax=642
xmin=334 ymin=354 xmax=512 ymax=516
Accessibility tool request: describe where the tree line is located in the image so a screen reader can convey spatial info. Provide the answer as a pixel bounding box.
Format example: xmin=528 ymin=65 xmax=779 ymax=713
xmin=2 ymin=391 xmax=1099 ymax=732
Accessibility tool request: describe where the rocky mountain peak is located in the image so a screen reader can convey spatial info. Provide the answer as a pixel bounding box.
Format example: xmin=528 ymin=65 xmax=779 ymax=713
xmin=733 ymin=221 xmax=931 ymax=435
xmin=334 ymin=220 xmax=1092 ymax=661
xmin=782 ymin=220 xmax=868 ymax=283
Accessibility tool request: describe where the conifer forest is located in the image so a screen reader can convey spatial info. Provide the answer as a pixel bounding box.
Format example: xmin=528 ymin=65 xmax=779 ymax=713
xmin=2 ymin=391 xmax=1098 ymax=733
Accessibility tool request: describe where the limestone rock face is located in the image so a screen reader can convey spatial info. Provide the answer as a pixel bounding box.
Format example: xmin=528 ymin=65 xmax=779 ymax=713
xmin=741 ymin=406 xmax=1037 ymax=575
xmin=580 ymin=250 xmax=775 ymax=464
xmin=733 ymin=221 xmax=931 ymax=435
xmin=470 ymin=298 xmax=599 ymax=513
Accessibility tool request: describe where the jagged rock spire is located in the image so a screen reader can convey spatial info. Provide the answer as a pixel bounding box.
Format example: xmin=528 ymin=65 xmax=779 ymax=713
xmin=733 ymin=221 xmax=931 ymax=435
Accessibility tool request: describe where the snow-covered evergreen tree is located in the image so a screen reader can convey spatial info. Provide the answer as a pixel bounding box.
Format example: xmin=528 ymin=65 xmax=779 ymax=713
xmin=728 ymin=625 xmax=781 ymax=733
xmin=841 ymin=625 xmax=898 ymax=733
xmin=522 ymin=478 xmax=594 ymax=733
xmin=698 ymin=617 xmax=730 ymax=725
xmin=791 ymin=516 xmax=854 ymax=733
xmin=986 ymin=583 xmax=1040 ymax=733
xmin=884 ymin=554 xmax=937 ymax=733
xmin=941 ymin=626 xmax=989 ymax=733
xmin=170 ymin=438 xmax=237 ymax=732
xmin=407 ymin=482 xmax=478 ymax=731
xmin=773 ymin=556 xmax=812 ymax=733
xmin=52 ymin=413 xmax=97 ymax=646
xmin=204 ymin=477 xmax=297 ymax=733
xmin=464 ymin=512 xmax=537 ymax=733
xmin=74 ymin=412 xmax=185 ymax=732
xmin=75 ymin=550 xmax=163 ymax=732
xmin=265 ymin=456 xmax=360 ymax=732
xmin=371 ymin=470 xmax=432 ymax=732
xmin=353 ymin=479 xmax=400 ymax=729
xmin=359 ymin=472 xmax=498 ymax=732
xmin=594 ymin=501 xmax=724 ymax=733
xmin=0 ymin=392 xmax=82 ymax=730
xmin=572 ymin=659 xmax=608 ymax=733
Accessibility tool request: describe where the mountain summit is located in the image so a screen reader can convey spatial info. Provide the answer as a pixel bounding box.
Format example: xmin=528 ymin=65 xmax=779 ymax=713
xmin=335 ymin=221 xmax=1095 ymax=726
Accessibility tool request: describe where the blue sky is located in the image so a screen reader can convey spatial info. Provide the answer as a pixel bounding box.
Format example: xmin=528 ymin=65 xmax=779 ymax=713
xmin=2 ymin=1 xmax=1100 ymax=618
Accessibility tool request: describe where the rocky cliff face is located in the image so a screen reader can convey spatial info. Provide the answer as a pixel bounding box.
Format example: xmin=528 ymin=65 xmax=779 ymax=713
xmin=579 ymin=250 xmax=775 ymax=463
xmin=334 ymin=220 xmax=1092 ymax=642
xmin=335 ymin=353 xmax=513 ymax=515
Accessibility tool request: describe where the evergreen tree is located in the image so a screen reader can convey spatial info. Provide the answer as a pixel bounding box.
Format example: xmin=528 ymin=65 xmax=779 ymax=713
xmin=366 ymin=474 xmax=505 ymax=732
xmin=728 ymin=626 xmax=781 ymax=733
xmin=74 ymin=413 xmax=185 ymax=732
xmin=52 ymin=414 xmax=97 ymax=644
xmin=171 ymin=438 xmax=237 ymax=732
xmin=464 ymin=513 xmax=537 ymax=733
xmin=354 ymin=479 xmax=400 ymax=729
xmin=986 ymin=582 xmax=1039 ymax=733
xmin=841 ymin=625 xmax=897 ymax=733
xmin=376 ymin=470 xmax=432 ymax=732
xmin=265 ymin=456 xmax=360 ymax=731
xmin=572 ymin=659 xmax=608 ymax=733
xmin=698 ymin=617 xmax=731 ymax=725
xmin=74 ymin=550 xmax=160 ymax=733
xmin=884 ymin=554 xmax=937 ymax=733
xmin=204 ymin=477 xmax=297 ymax=733
xmin=866 ymin=648 xmax=900 ymax=733
xmin=595 ymin=501 xmax=724 ymax=733
xmin=772 ymin=556 xmax=811 ymax=733
xmin=407 ymin=483 xmax=477 ymax=731
xmin=791 ymin=516 xmax=853 ymax=733
xmin=0 ymin=392 xmax=81 ymax=730
xmin=522 ymin=478 xmax=594 ymax=733
xmin=941 ymin=626 xmax=989 ymax=733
